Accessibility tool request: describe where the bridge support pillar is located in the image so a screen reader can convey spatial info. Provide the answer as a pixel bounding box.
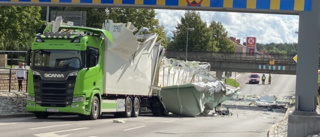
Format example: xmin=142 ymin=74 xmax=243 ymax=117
xmin=216 ymin=71 xmax=223 ymax=80
xmin=288 ymin=0 xmax=320 ymax=137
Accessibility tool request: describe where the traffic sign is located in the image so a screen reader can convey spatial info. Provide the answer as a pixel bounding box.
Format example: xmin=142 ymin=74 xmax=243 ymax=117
xmin=269 ymin=59 xmax=275 ymax=66
xmin=246 ymin=37 xmax=256 ymax=49
xmin=293 ymin=55 xmax=298 ymax=63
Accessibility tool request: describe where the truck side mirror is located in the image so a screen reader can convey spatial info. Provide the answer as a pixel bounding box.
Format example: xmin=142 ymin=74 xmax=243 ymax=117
xmin=26 ymin=49 xmax=31 ymax=66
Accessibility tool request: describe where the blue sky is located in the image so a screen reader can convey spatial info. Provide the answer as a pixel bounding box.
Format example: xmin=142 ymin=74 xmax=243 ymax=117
xmin=155 ymin=9 xmax=299 ymax=44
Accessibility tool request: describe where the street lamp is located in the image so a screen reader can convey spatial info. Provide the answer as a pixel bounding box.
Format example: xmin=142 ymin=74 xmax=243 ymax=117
xmin=186 ymin=28 xmax=194 ymax=61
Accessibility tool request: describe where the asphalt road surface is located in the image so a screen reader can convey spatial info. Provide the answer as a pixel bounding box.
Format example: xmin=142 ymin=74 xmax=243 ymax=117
xmin=0 ymin=73 xmax=296 ymax=137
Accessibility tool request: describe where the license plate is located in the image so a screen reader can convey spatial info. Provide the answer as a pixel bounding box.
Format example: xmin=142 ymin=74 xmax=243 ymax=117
xmin=46 ymin=108 xmax=59 ymax=112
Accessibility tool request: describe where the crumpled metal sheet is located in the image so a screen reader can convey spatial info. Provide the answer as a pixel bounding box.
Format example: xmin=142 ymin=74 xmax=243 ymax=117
xmin=158 ymin=58 xmax=238 ymax=116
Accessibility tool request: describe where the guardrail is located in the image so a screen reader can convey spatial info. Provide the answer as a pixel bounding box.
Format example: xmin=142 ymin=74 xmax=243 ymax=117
xmin=0 ymin=68 xmax=28 ymax=92
xmin=0 ymin=51 xmax=28 ymax=92
xmin=165 ymin=51 xmax=298 ymax=65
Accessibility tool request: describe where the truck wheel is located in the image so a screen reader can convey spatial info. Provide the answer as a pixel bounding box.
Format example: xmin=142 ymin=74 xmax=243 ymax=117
xmin=34 ymin=112 xmax=48 ymax=119
xmin=87 ymin=96 xmax=100 ymax=120
xmin=132 ymin=97 xmax=140 ymax=117
xmin=123 ymin=96 xmax=132 ymax=118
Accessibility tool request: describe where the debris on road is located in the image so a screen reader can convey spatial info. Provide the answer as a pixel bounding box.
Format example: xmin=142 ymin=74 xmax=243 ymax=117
xmin=113 ymin=119 xmax=125 ymax=123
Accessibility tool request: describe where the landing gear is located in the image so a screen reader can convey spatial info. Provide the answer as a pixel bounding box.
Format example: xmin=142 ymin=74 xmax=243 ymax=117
xmin=151 ymin=97 xmax=167 ymax=116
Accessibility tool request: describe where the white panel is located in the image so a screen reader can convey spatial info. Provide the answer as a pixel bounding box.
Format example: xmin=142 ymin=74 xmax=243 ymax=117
xmin=103 ymin=21 xmax=159 ymax=96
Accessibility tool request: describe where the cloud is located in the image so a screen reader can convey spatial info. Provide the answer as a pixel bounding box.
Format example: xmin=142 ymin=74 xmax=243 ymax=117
xmin=155 ymin=9 xmax=299 ymax=44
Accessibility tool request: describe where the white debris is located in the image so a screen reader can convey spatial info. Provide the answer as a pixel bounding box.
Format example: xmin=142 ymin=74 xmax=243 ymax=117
xmin=113 ymin=119 xmax=125 ymax=123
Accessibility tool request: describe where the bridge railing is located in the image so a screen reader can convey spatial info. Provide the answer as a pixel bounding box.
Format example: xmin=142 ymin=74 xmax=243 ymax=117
xmin=165 ymin=51 xmax=297 ymax=65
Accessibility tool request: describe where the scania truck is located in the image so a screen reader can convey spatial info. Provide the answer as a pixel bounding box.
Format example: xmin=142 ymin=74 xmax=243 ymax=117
xmin=26 ymin=19 xmax=166 ymax=119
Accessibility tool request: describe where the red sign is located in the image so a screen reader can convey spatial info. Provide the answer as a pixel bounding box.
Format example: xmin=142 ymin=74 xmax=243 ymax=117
xmin=246 ymin=37 xmax=256 ymax=49
xmin=186 ymin=0 xmax=203 ymax=6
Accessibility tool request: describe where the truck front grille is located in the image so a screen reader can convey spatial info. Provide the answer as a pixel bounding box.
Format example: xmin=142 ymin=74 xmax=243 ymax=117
xmin=34 ymin=78 xmax=75 ymax=107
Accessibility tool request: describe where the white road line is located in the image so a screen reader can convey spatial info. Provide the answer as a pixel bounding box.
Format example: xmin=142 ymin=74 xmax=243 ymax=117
xmin=34 ymin=127 xmax=88 ymax=137
xmin=161 ymin=119 xmax=177 ymax=123
xmin=29 ymin=124 xmax=72 ymax=130
xmin=0 ymin=123 xmax=16 ymax=126
xmin=124 ymin=125 xmax=146 ymax=131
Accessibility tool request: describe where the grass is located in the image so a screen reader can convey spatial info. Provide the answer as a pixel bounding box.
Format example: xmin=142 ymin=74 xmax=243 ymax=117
xmin=225 ymin=78 xmax=240 ymax=88
xmin=5 ymin=65 xmax=16 ymax=68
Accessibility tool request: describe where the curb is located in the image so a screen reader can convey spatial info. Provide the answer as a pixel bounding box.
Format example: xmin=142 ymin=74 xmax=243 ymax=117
xmin=267 ymin=105 xmax=294 ymax=137
xmin=0 ymin=113 xmax=34 ymax=118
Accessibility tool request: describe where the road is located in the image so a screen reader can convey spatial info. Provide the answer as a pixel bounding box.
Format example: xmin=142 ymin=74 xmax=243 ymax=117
xmin=236 ymin=73 xmax=296 ymax=97
xmin=0 ymin=73 xmax=296 ymax=137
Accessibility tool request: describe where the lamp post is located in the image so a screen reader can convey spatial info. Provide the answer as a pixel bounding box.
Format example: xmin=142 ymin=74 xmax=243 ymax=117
xmin=186 ymin=28 xmax=194 ymax=61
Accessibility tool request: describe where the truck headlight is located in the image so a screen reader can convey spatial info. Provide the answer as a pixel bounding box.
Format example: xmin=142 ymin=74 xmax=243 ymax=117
xmin=71 ymin=38 xmax=80 ymax=43
xmin=33 ymin=71 xmax=41 ymax=76
xmin=27 ymin=95 xmax=35 ymax=101
xmin=73 ymin=96 xmax=84 ymax=103
xmin=68 ymin=71 xmax=78 ymax=77
xmin=36 ymin=38 xmax=45 ymax=42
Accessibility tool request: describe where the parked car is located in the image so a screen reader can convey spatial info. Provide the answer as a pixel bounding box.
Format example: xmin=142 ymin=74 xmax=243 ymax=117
xmin=249 ymin=73 xmax=260 ymax=84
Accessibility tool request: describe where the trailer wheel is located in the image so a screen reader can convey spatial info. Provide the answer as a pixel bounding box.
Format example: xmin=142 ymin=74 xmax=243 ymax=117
xmin=132 ymin=97 xmax=140 ymax=117
xmin=122 ymin=96 xmax=132 ymax=118
xmin=87 ymin=96 xmax=100 ymax=120
xmin=34 ymin=112 xmax=48 ymax=119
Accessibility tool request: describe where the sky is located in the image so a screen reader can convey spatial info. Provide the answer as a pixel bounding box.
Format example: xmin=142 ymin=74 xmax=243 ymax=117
xmin=155 ymin=9 xmax=299 ymax=44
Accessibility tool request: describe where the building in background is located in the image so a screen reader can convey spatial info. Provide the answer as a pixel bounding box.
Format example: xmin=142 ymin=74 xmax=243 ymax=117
xmin=229 ymin=37 xmax=246 ymax=53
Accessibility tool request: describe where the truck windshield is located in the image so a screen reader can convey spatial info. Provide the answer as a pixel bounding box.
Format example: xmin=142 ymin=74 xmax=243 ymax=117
xmin=32 ymin=50 xmax=84 ymax=70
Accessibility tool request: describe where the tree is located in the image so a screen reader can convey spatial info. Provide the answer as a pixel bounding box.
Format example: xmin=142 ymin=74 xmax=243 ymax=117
xmin=39 ymin=7 xmax=108 ymax=28
xmin=168 ymin=11 xmax=211 ymax=51
xmin=256 ymin=43 xmax=297 ymax=55
xmin=0 ymin=6 xmax=44 ymax=50
xmin=106 ymin=8 xmax=169 ymax=47
xmin=208 ymin=21 xmax=235 ymax=53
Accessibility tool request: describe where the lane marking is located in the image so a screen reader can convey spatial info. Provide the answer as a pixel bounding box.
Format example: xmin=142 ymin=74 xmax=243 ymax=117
xmin=29 ymin=124 xmax=72 ymax=130
xmin=161 ymin=119 xmax=177 ymax=123
xmin=124 ymin=125 xmax=146 ymax=131
xmin=0 ymin=123 xmax=17 ymax=126
xmin=34 ymin=127 xmax=88 ymax=137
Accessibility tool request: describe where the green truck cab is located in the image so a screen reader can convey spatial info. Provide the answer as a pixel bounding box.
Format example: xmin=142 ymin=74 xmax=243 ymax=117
xmin=26 ymin=21 xmax=165 ymax=119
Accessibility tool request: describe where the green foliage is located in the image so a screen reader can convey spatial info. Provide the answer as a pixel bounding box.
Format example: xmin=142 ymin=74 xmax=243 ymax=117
xmin=168 ymin=11 xmax=211 ymax=51
xmin=40 ymin=7 xmax=108 ymax=28
xmin=0 ymin=6 xmax=44 ymax=50
xmin=168 ymin=11 xmax=235 ymax=53
xmin=66 ymin=7 xmax=108 ymax=28
xmin=208 ymin=21 xmax=236 ymax=52
xmin=256 ymin=43 xmax=297 ymax=55
xmin=106 ymin=8 xmax=169 ymax=47
xmin=225 ymin=78 xmax=240 ymax=88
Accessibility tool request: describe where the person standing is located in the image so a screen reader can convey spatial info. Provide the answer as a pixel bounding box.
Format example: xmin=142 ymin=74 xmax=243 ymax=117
xmin=261 ymin=74 xmax=266 ymax=84
xmin=15 ymin=62 xmax=26 ymax=91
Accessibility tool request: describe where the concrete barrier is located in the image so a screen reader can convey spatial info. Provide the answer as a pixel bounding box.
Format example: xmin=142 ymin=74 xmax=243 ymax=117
xmin=288 ymin=111 xmax=320 ymax=137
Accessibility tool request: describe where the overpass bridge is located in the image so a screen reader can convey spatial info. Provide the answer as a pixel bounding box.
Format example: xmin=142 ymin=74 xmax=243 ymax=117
xmin=165 ymin=51 xmax=303 ymax=75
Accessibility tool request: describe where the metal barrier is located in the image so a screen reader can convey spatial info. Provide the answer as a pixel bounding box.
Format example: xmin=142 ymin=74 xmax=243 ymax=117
xmin=0 ymin=51 xmax=28 ymax=92
xmin=165 ymin=51 xmax=298 ymax=65
xmin=0 ymin=68 xmax=28 ymax=92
